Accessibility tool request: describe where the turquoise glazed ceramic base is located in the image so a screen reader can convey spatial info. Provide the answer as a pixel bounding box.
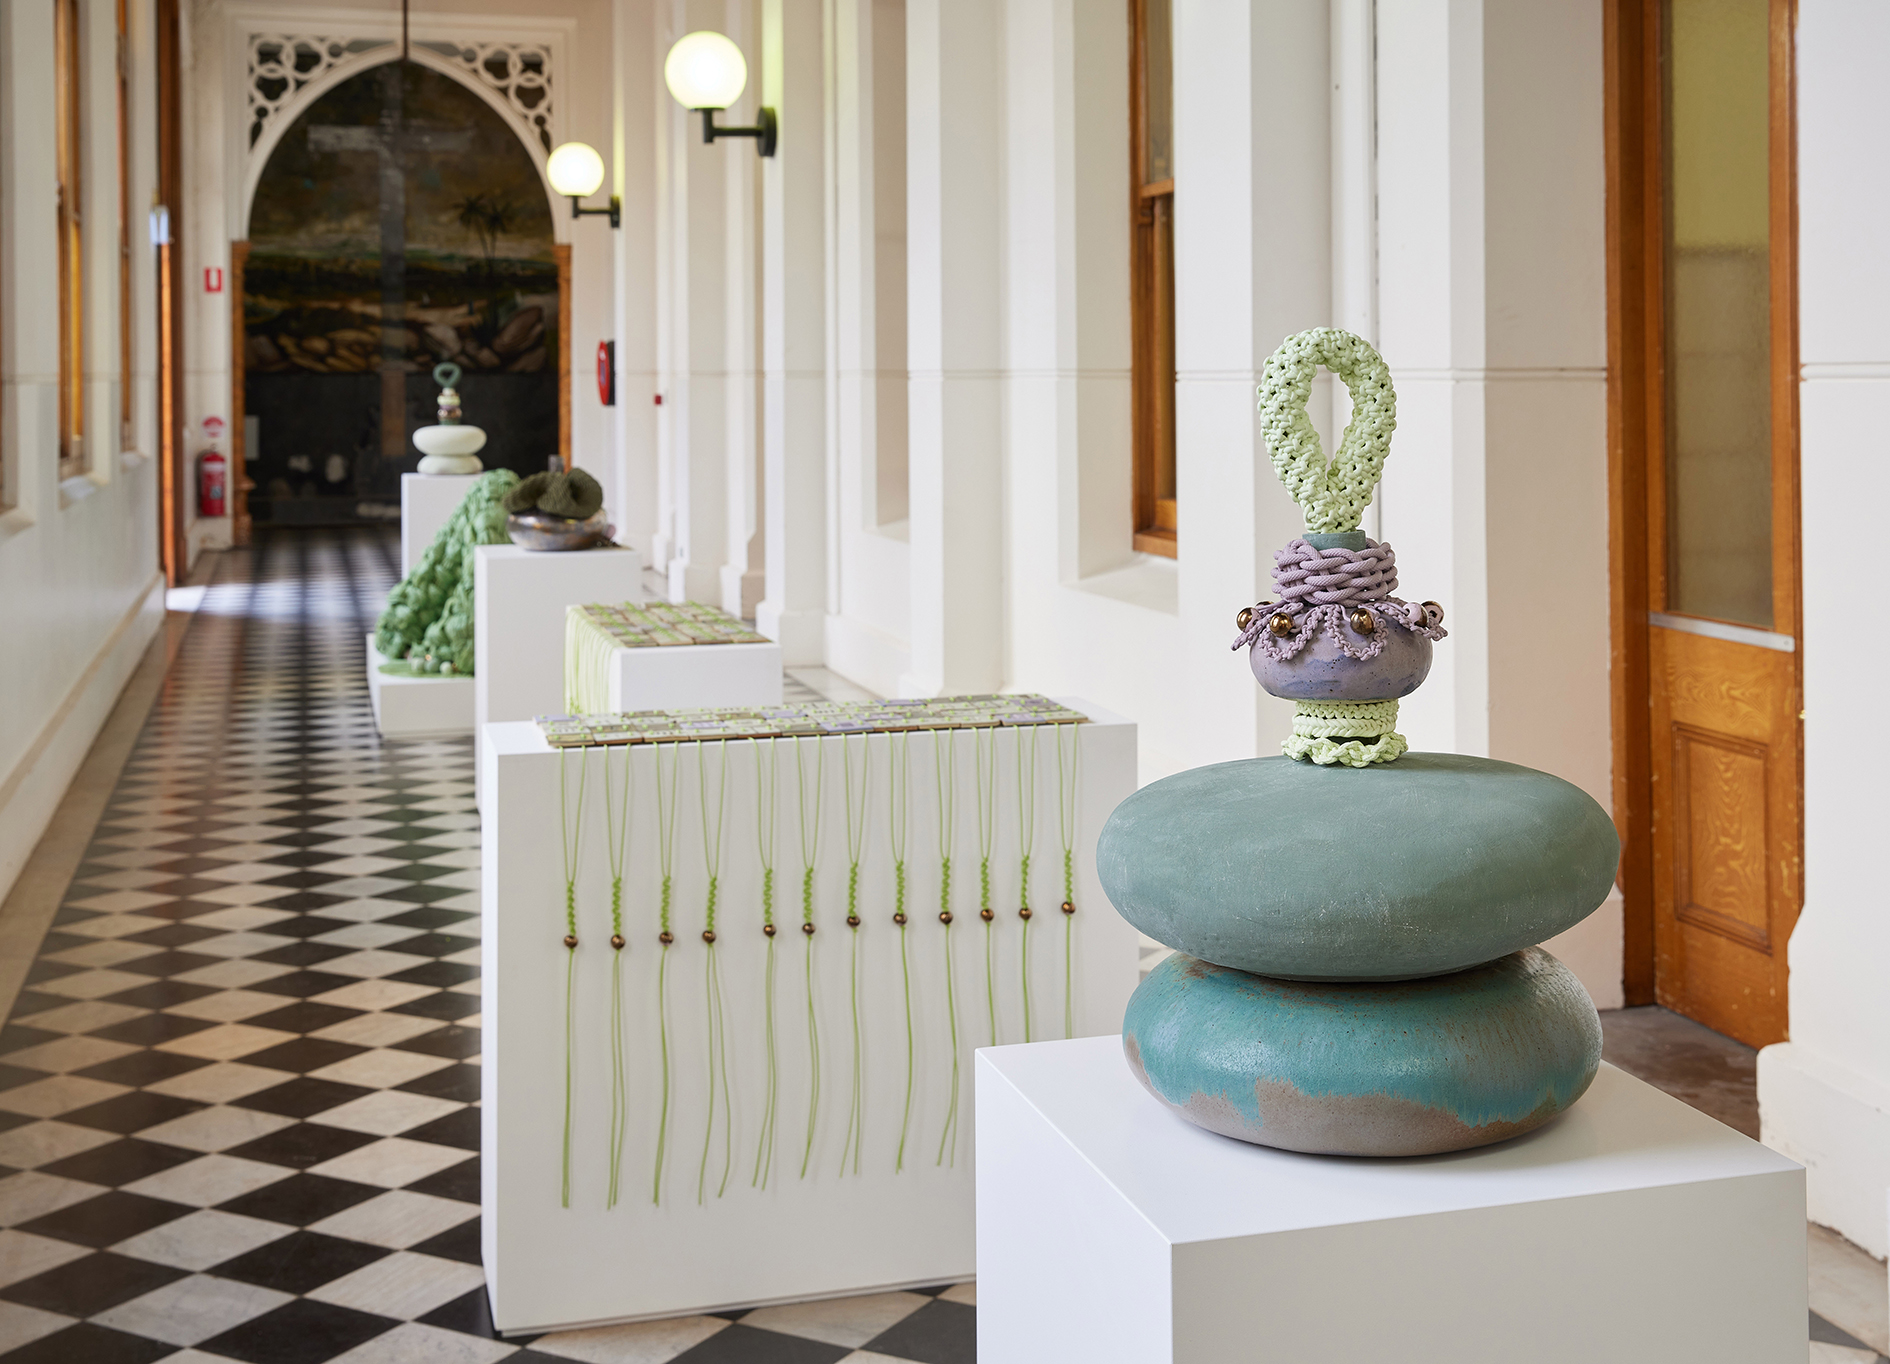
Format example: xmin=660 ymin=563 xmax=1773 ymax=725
xmin=1123 ymin=947 xmax=1602 ymax=1157
xmin=1097 ymin=753 xmax=1620 ymax=981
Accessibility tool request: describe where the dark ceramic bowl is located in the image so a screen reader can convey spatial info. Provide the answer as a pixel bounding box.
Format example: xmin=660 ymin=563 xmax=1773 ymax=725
xmin=507 ymin=510 xmax=614 ymax=551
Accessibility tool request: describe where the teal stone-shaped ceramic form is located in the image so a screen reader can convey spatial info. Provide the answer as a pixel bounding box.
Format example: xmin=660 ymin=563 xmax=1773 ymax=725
xmin=1124 ymin=948 xmax=1603 ymax=1156
xmin=1098 ymin=753 xmax=1620 ymax=981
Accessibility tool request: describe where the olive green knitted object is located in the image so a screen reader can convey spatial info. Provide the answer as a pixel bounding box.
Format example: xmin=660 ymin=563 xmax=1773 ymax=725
xmin=504 ymin=468 xmax=603 ymax=520
xmin=1256 ymin=328 xmax=1397 ymax=533
xmin=374 ymin=469 xmax=519 ymax=677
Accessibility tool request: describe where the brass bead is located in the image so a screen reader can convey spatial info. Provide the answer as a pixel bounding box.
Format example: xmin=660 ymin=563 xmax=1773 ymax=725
xmin=847 ymin=915 xmax=861 ymax=928
xmin=1348 ymin=607 xmax=1376 ymax=634
xmin=1018 ymin=906 xmax=1033 ymax=920
xmin=610 ymin=934 xmax=625 ymax=950
xmin=1235 ymin=606 xmax=1256 ymax=632
xmin=1422 ymin=600 xmax=1445 ymax=627
xmin=658 ymin=931 xmax=673 ymax=945
xmin=893 ymin=912 xmax=908 ymax=926
xmin=939 ymin=910 xmax=954 ymax=925
xmin=801 ymin=922 xmax=816 ymax=936
xmin=1267 ymin=613 xmax=1294 ymax=637
xmin=562 ymin=934 xmax=578 ymax=949
xmin=763 ymin=923 xmax=777 ymax=937
xmin=979 ymin=908 xmax=994 ymax=922
xmin=702 ymin=929 xmax=716 ymax=943
xmin=1060 ymin=900 xmax=1075 ymax=915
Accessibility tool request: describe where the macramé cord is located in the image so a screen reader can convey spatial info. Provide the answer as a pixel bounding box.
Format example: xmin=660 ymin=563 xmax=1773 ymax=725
xmin=839 ymin=734 xmax=868 ymax=1177
xmin=889 ymin=731 xmax=916 ymax=1173
xmin=1254 ymin=326 xmax=1395 ymax=534
xmin=651 ymin=742 xmax=680 ymax=1204
xmin=1055 ymin=722 xmax=1079 ymax=1040
xmin=696 ymin=740 xmax=732 ymax=1203
xmin=557 ymin=746 xmax=588 ymax=1209
xmin=794 ymin=737 xmax=824 ymax=1180
xmin=973 ymin=728 xmax=1000 ymax=1050
xmin=601 ymin=744 xmax=633 ymax=1209
xmin=752 ymin=738 xmax=781 ymax=1190
xmin=1015 ymin=725 xmax=1039 ymax=1042
xmin=933 ymin=729 xmax=962 ymax=1167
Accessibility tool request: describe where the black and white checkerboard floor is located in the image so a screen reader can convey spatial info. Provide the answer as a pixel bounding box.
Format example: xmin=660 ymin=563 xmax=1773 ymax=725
xmin=0 ymin=530 xmax=974 ymax=1364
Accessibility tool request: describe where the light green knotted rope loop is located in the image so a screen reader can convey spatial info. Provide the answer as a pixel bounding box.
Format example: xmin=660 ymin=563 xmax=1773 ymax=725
xmin=1255 ymin=327 xmax=1397 ymax=533
xmin=1282 ymin=699 xmax=1407 ymax=768
xmin=1055 ymin=722 xmax=1079 ymax=1040
xmin=752 ymin=737 xmax=781 ymax=1189
xmin=973 ymin=727 xmax=999 ymax=1049
xmin=839 ymin=733 xmax=869 ymax=1177
xmin=1016 ymin=725 xmax=1040 ymax=1043
xmin=794 ymin=736 xmax=825 ymax=1179
xmin=650 ymin=742 xmax=682 ymax=1204
xmin=696 ymin=739 xmax=732 ymax=1203
xmin=556 ymin=746 xmax=589 ymax=1209
xmin=600 ymin=744 xmax=634 ymax=1209
xmin=889 ymin=731 xmax=916 ymax=1174
xmin=933 ymin=728 xmax=962 ymax=1167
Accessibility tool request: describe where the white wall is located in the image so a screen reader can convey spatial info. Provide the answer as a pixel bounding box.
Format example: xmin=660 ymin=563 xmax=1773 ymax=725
xmin=1757 ymin=0 xmax=1890 ymax=1261
xmin=0 ymin=0 xmax=167 ymax=904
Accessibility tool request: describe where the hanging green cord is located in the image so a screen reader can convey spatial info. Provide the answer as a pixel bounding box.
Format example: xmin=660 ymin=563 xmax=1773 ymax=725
xmin=795 ymin=735 xmax=824 ymax=1179
xmin=696 ymin=739 xmax=732 ymax=1203
xmin=752 ymin=738 xmax=781 ymax=1190
xmin=651 ymin=742 xmax=681 ymax=1204
xmin=973 ymin=726 xmax=999 ymax=1049
xmin=601 ymin=743 xmax=633 ymax=1209
xmin=889 ymin=731 xmax=916 ymax=1174
xmin=1055 ymin=722 xmax=1079 ymax=1040
xmin=1016 ymin=725 xmax=1040 ymax=1043
xmin=933 ymin=728 xmax=962 ymax=1168
xmin=838 ymin=733 xmax=868 ymax=1177
xmin=557 ymin=746 xmax=589 ymax=1209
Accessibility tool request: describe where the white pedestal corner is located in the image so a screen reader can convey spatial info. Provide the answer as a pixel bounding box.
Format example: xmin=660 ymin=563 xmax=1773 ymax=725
xmin=366 ymin=634 xmax=474 ymax=739
xmin=976 ymin=1038 xmax=1807 ymax=1364
xmin=607 ymin=641 xmax=784 ymax=713
xmin=401 ymin=472 xmax=480 ymax=575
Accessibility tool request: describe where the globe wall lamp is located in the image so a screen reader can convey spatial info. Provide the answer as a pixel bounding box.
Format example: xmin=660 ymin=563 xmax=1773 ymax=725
xmin=547 ymin=142 xmax=620 ymax=228
xmin=665 ymin=31 xmax=776 ymax=157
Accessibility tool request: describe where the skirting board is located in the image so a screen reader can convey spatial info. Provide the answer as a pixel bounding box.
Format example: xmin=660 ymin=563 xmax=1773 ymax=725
xmin=0 ymin=574 xmax=165 ymax=906
xmin=1759 ymin=1040 xmax=1890 ymax=1259
xmin=365 ymin=635 xmax=474 ymax=739
xmin=480 ymin=701 xmax=1140 ymax=1332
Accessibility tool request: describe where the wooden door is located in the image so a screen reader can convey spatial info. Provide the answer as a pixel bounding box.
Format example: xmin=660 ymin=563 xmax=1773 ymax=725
xmin=1620 ymin=0 xmax=1801 ymax=1047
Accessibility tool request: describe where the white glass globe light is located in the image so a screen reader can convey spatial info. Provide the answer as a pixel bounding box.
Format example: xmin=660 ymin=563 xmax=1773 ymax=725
xmin=546 ymin=142 xmax=606 ymax=199
xmin=664 ymin=31 xmax=748 ymax=110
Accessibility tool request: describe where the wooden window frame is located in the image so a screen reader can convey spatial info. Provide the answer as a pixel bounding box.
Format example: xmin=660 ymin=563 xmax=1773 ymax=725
xmin=1128 ymin=0 xmax=1176 ymax=558
xmin=1604 ymin=0 xmax=1801 ymax=1006
xmin=55 ymin=0 xmax=87 ymax=481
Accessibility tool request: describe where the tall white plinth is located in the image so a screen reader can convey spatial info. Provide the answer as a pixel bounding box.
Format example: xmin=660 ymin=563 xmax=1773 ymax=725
xmin=606 ymin=641 xmax=784 ymax=712
xmin=401 ymin=472 xmax=479 ymax=574
xmin=977 ymin=1039 xmax=1806 ymax=1364
xmin=482 ymin=703 xmax=1140 ymax=1334
xmin=474 ymin=544 xmax=643 ymax=805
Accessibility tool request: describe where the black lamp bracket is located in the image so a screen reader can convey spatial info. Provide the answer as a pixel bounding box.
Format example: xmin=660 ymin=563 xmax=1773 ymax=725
xmin=567 ymin=195 xmax=622 ymax=229
xmin=699 ymin=106 xmax=777 ymax=157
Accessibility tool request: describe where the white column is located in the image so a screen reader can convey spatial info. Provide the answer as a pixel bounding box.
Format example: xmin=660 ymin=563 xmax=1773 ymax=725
xmin=1758 ymin=0 xmax=1890 ymax=1261
xmin=718 ymin=3 xmax=763 ymax=618
xmin=900 ymin=0 xmax=1004 ymax=697
xmin=754 ymin=0 xmax=827 ymax=660
xmin=613 ymin=0 xmax=659 ymax=562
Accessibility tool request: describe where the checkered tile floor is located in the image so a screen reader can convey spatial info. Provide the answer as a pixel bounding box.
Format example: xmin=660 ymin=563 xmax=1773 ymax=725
xmin=0 ymin=530 xmax=974 ymax=1364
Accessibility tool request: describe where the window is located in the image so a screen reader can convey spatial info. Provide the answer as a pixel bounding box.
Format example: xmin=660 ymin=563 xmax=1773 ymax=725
xmin=1129 ymin=0 xmax=1174 ymax=557
xmin=55 ymin=0 xmax=86 ymax=479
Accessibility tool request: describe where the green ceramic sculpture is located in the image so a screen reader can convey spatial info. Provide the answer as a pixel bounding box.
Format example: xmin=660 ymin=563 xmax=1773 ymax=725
xmin=374 ymin=468 xmax=519 ymax=676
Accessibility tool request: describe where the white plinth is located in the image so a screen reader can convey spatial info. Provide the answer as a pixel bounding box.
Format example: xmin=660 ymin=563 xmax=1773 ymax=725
xmin=482 ymin=702 xmax=1140 ymax=1334
xmin=605 ymin=641 xmax=784 ymax=712
xmin=365 ymin=634 xmax=473 ymax=739
xmin=474 ymin=544 xmax=643 ymax=806
xmin=977 ymin=1039 xmax=1807 ymax=1364
xmin=401 ymin=472 xmax=480 ymax=575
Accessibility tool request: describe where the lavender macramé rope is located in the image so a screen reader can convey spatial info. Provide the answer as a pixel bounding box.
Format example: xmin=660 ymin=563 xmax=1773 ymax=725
xmin=1233 ymin=536 xmax=1445 ymax=663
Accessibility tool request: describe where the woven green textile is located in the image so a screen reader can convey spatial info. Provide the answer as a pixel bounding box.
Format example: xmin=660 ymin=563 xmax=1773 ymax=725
xmin=374 ymin=469 xmax=519 ymax=676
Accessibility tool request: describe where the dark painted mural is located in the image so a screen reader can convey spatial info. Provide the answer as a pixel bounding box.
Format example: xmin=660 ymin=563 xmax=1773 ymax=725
xmin=244 ymin=61 xmax=559 ymax=525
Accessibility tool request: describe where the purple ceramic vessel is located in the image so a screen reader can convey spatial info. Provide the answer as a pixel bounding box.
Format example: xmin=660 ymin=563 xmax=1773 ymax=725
xmin=1249 ymin=620 xmax=1433 ymax=701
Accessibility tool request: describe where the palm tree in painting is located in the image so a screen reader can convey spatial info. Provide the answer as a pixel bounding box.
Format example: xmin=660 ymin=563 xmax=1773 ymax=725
xmin=454 ymin=193 xmax=515 ymax=282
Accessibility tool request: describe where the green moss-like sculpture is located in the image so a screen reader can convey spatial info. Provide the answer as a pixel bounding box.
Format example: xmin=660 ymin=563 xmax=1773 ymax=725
xmin=374 ymin=469 xmax=520 ymax=677
xmin=503 ymin=468 xmax=604 ymax=520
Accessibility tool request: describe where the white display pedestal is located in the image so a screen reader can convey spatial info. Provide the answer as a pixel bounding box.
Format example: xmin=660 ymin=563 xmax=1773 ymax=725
xmin=401 ymin=472 xmax=479 ymax=574
xmin=365 ymin=634 xmax=473 ymax=739
xmin=481 ymin=702 xmax=1140 ymax=1334
xmin=606 ymin=640 xmax=784 ymax=712
xmin=976 ymin=1038 xmax=1807 ymax=1364
xmin=474 ymin=544 xmax=643 ymax=806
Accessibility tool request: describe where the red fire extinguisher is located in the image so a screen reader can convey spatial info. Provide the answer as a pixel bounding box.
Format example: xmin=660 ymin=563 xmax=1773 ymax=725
xmin=199 ymin=450 xmax=227 ymax=517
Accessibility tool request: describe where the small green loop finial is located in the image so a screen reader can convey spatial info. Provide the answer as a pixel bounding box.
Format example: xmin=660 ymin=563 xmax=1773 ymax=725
xmin=433 ymin=361 xmax=463 ymax=388
xmin=1255 ymin=328 xmax=1397 ymax=534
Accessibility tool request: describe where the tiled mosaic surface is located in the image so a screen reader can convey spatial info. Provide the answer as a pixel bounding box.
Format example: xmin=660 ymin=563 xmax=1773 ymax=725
xmin=0 ymin=530 xmax=973 ymax=1364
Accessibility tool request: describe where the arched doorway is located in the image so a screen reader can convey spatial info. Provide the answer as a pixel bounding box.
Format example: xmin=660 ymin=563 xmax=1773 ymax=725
xmin=240 ymin=60 xmax=560 ymax=526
